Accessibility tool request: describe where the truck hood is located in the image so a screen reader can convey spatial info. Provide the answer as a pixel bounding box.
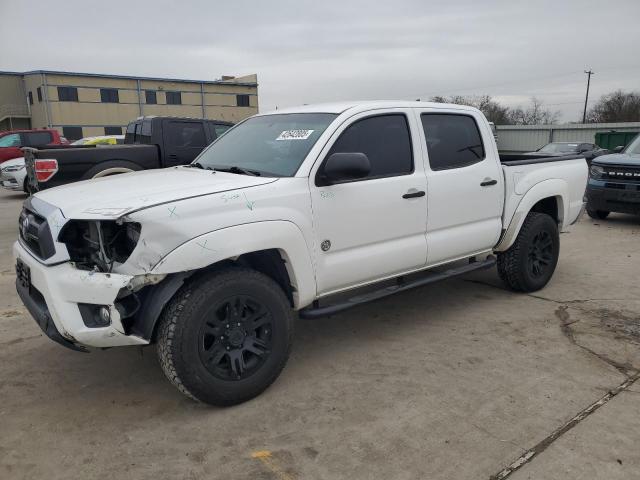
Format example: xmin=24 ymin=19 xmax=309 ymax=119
xmin=591 ymin=153 xmax=640 ymax=166
xmin=33 ymin=166 xmax=278 ymax=219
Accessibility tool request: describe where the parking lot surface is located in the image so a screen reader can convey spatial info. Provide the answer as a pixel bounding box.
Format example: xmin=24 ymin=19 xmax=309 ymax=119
xmin=1 ymin=188 xmax=639 ymax=480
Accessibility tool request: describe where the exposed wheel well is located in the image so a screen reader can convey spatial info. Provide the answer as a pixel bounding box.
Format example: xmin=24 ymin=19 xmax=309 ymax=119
xmin=187 ymin=249 xmax=295 ymax=307
xmin=134 ymin=249 xmax=295 ymax=343
xmin=235 ymin=249 xmax=295 ymax=306
xmin=530 ymin=196 xmax=559 ymax=223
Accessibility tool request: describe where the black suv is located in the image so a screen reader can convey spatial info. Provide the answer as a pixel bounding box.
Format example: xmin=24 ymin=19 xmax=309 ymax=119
xmin=586 ymin=134 xmax=640 ymax=219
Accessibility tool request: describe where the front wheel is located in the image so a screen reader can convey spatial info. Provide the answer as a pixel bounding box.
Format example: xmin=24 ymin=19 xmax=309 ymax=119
xmin=497 ymin=212 xmax=560 ymax=292
xmin=156 ymin=267 xmax=294 ymax=406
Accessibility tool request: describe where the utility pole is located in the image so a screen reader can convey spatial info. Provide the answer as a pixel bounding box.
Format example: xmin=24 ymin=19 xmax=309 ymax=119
xmin=582 ymin=69 xmax=594 ymax=123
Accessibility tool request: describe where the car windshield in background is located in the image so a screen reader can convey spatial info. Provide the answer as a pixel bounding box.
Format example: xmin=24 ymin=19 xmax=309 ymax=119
xmin=0 ymin=134 xmax=21 ymax=147
xmin=623 ymin=135 xmax=640 ymax=155
xmin=194 ymin=113 xmax=337 ymax=176
xmin=538 ymin=143 xmax=578 ymax=154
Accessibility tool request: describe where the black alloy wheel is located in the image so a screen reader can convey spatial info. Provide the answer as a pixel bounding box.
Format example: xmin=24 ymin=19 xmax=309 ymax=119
xmin=156 ymin=267 xmax=294 ymax=406
xmin=527 ymin=230 xmax=553 ymax=278
xmin=198 ymin=295 xmax=273 ymax=380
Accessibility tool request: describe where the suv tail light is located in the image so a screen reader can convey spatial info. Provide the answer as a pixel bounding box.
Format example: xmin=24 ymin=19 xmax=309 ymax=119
xmin=34 ymin=159 xmax=58 ymax=182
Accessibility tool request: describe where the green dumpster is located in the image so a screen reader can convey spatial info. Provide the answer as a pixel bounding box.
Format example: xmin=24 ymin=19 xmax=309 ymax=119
xmin=595 ymin=131 xmax=638 ymax=150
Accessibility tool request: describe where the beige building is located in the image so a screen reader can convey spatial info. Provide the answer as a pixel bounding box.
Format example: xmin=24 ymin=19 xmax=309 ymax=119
xmin=0 ymin=70 xmax=258 ymax=139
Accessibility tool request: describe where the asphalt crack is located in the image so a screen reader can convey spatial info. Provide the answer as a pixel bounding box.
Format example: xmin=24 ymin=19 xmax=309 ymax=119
xmin=489 ymin=373 xmax=640 ymax=480
xmin=462 ymin=277 xmax=640 ymax=478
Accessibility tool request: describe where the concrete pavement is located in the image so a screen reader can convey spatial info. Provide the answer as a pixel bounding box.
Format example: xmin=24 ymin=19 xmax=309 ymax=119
xmin=0 ymin=188 xmax=638 ymax=479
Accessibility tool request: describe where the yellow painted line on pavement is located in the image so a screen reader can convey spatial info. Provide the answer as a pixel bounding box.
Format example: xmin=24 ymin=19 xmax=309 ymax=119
xmin=251 ymin=450 xmax=296 ymax=480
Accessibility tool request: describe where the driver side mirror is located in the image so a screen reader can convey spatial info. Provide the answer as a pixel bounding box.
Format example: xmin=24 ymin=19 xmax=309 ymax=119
xmin=578 ymin=146 xmax=591 ymax=153
xmin=320 ymin=152 xmax=371 ymax=185
xmin=613 ymin=145 xmax=624 ymax=153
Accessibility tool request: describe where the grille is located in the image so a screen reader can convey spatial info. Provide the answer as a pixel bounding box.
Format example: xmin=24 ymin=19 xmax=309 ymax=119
xmin=601 ymin=165 xmax=640 ymax=182
xmin=18 ymin=207 xmax=56 ymax=259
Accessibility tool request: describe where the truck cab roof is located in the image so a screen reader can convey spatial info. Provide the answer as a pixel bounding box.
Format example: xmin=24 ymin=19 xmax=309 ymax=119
xmin=260 ymin=101 xmax=481 ymax=116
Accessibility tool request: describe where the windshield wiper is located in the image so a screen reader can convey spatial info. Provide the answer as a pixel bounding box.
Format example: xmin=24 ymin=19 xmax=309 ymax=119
xmin=190 ymin=162 xmax=217 ymax=171
xmin=214 ymin=166 xmax=261 ymax=176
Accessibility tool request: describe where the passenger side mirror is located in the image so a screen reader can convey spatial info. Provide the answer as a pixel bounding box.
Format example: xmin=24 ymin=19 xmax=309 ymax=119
xmin=321 ymin=152 xmax=371 ymax=185
xmin=613 ymin=145 xmax=624 ymax=153
xmin=578 ymin=146 xmax=590 ymax=153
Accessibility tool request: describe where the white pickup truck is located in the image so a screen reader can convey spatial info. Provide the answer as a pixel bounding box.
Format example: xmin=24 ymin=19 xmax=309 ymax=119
xmin=14 ymin=101 xmax=588 ymax=405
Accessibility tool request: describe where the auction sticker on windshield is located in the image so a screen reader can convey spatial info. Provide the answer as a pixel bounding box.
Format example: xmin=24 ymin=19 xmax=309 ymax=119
xmin=276 ymin=130 xmax=314 ymax=140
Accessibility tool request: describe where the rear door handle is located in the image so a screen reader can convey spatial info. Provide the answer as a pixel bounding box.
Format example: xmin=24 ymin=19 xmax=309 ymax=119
xmin=402 ymin=190 xmax=425 ymax=199
xmin=480 ymin=178 xmax=498 ymax=187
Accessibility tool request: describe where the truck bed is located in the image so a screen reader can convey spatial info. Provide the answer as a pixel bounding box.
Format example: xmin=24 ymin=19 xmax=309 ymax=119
xmin=499 ymin=153 xmax=584 ymax=165
xmin=24 ymin=144 xmax=159 ymax=191
xmin=500 ymin=156 xmax=588 ymax=245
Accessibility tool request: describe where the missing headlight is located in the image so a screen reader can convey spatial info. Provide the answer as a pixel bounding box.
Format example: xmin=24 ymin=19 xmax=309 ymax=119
xmin=59 ymin=220 xmax=141 ymax=271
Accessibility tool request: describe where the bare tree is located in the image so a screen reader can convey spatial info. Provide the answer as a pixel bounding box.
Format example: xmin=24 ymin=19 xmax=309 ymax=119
xmin=508 ymin=97 xmax=560 ymax=125
xmin=429 ymin=94 xmax=511 ymax=124
xmin=587 ymin=90 xmax=640 ymax=123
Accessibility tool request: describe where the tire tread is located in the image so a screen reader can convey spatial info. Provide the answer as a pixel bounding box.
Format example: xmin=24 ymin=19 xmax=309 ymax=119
xmin=156 ymin=267 xmax=293 ymax=406
xmin=497 ymin=212 xmax=558 ymax=292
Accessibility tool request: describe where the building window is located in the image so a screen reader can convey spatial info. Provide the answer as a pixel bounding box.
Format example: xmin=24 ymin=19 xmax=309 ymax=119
xmin=145 ymin=90 xmax=157 ymax=104
xmin=37 ymin=87 xmax=42 ymax=102
xmin=62 ymin=126 xmax=83 ymax=141
xmin=58 ymin=86 xmax=78 ymax=102
xmin=166 ymin=91 xmax=182 ymax=105
xmin=28 ymin=92 xmax=34 ymax=105
xmin=104 ymin=126 xmax=122 ymax=136
xmin=100 ymin=88 xmax=119 ymax=103
xmin=236 ymin=94 xmax=250 ymax=107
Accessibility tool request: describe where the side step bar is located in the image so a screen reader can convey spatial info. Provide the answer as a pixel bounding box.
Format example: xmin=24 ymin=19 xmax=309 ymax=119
xmin=299 ymin=256 xmax=496 ymax=319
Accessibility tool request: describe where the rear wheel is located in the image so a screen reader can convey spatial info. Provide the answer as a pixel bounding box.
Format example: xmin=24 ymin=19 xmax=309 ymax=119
xmin=587 ymin=209 xmax=609 ymax=220
xmin=81 ymin=160 xmax=141 ymax=180
xmin=156 ymin=267 xmax=294 ymax=406
xmin=497 ymin=212 xmax=560 ymax=292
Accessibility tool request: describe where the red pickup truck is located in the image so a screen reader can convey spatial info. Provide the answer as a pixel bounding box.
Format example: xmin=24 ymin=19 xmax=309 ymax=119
xmin=0 ymin=129 xmax=68 ymax=163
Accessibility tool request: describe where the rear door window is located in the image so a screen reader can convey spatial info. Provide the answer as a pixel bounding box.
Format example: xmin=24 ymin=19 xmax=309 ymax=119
xmin=164 ymin=121 xmax=208 ymax=166
xmin=24 ymin=131 xmax=53 ymax=147
xmin=166 ymin=122 xmax=207 ymax=148
xmin=421 ymin=114 xmax=485 ymax=170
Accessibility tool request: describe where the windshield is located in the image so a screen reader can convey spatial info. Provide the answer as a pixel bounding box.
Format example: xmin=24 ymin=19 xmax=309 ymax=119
xmin=0 ymin=133 xmax=21 ymax=147
xmin=538 ymin=143 xmax=578 ymax=154
xmin=623 ymin=135 xmax=640 ymax=155
xmin=194 ymin=113 xmax=337 ymax=176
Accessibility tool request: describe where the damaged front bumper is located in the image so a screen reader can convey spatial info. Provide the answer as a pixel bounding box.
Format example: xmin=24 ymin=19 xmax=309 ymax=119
xmin=14 ymin=241 xmax=152 ymax=349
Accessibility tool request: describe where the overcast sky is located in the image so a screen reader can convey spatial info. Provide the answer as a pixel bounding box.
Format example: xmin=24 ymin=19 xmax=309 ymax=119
xmin=1 ymin=0 xmax=639 ymax=122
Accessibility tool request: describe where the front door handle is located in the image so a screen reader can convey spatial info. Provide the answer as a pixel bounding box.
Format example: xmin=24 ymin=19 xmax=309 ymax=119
xmin=402 ymin=190 xmax=425 ymax=199
xmin=480 ymin=178 xmax=498 ymax=187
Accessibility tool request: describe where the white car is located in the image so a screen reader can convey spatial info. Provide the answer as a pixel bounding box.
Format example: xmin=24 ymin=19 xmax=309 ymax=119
xmin=14 ymin=101 xmax=588 ymax=406
xmin=1 ymin=157 xmax=28 ymax=193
